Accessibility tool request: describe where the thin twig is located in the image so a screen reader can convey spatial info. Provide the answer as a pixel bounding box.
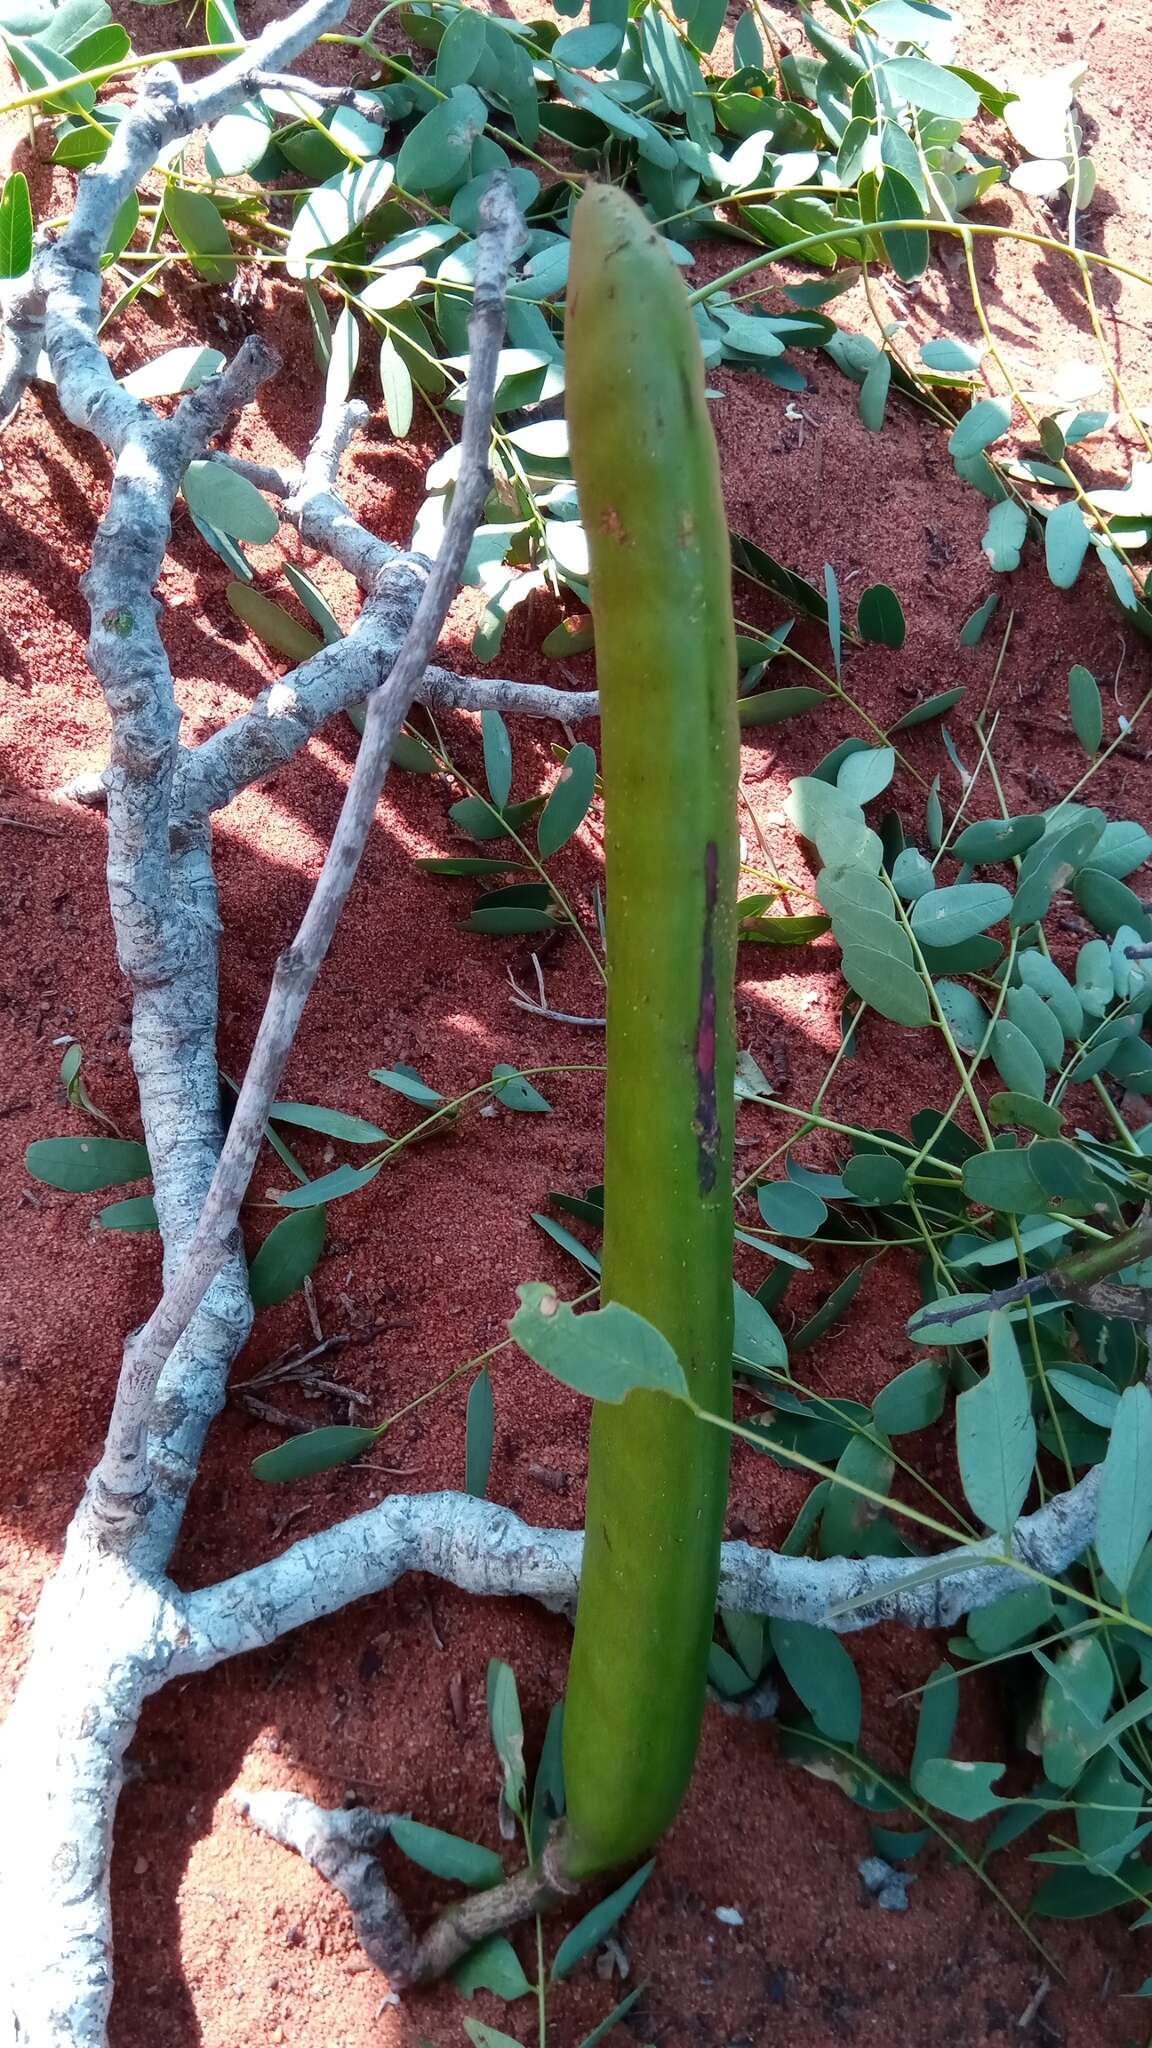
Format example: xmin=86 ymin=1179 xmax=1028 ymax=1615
xmin=246 ymin=70 xmax=389 ymax=121
xmin=0 ymin=812 xmax=67 ymax=837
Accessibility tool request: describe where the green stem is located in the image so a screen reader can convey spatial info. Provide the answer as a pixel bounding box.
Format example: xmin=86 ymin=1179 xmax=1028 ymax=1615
xmin=559 ymin=185 xmax=740 ymax=1882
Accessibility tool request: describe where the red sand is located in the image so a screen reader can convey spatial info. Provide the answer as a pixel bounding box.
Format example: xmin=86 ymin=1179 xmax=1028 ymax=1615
xmin=3 ymin=0 xmax=1152 ymax=2041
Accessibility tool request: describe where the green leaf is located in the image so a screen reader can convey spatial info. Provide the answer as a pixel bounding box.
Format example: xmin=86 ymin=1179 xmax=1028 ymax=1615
xmin=883 ymin=56 xmax=979 ymax=119
xmin=162 ymin=185 xmax=236 ymax=282
xmin=959 ymin=593 xmax=1000 ymax=646
xmin=913 ymin=1757 xmax=1006 ymax=1819
xmin=397 ymin=83 xmax=487 ymax=195
xmin=491 ymin=1065 xmax=552 ymax=1113
xmin=4 ymin=32 xmax=94 ymax=112
xmin=952 ymin=814 xmax=1045 ymax=863
xmin=911 ymin=1664 xmax=959 ymax=1780
xmin=956 ymin=1313 xmax=1035 ymax=1536
xmin=933 ymin=980 xmax=989 ymax=1056
xmin=1075 ymin=936 xmax=1114 ymax=1016
xmin=325 ymin=303 xmax=359 ymax=409
xmin=1040 ymin=1636 xmax=1114 ymax=1788
xmin=436 ymin=4 xmax=488 ymax=85
xmin=1092 ymin=819 xmax=1152 ymax=880
xmin=739 ymin=685 xmax=828 ymax=725
xmin=1067 ymin=664 xmax=1102 ymax=755
xmin=88 ymin=1187 xmax=157 ymax=1232
xmin=552 ymin=1860 xmax=654 ymax=1982
xmin=842 ymin=1153 xmax=907 ymax=1205
xmin=1076 ymin=1750 xmax=1144 ymax=1867
xmin=824 ymin=561 xmax=842 ymax=680
xmin=481 ymin=707 xmax=513 ymax=811
xmin=281 ymin=564 xmax=342 ymax=647
xmin=960 ymin=1147 xmax=1044 ymax=1215
xmin=0 ymin=171 xmax=34 ymax=278
xmin=836 ymin=746 xmax=895 ymax=806
xmin=449 ymin=793 xmax=545 ymax=843
xmin=1047 ymin=1368 xmax=1119 ymax=1431
xmin=888 ymin=687 xmax=965 ymax=732
xmin=537 ymin=743 xmax=596 ymax=858
xmin=487 ymin=1658 xmax=527 ymax=1817
xmin=275 ymin=1160 xmax=381 ymax=1207
xmin=269 ymin=1101 xmax=387 ymax=1144
xmin=463 ymin=2022 xmax=524 ymax=2048
xmin=770 ymin=1620 xmax=861 ymax=1742
xmin=285 ymin=158 xmax=397 ymax=280
xmin=368 ymin=1066 xmax=442 ymax=1106
xmin=741 ymin=910 xmax=831 ymax=946
xmin=732 ymin=9 xmax=762 ymax=68
xmin=225 ymin=581 xmax=322 ymax=660
xmin=982 ymin=499 xmax=1027 ymax=573
xmin=857 ymin=583 xmax=906 ymax=649
xmin=841 ymin=943 xmax=932 ymax=1026
xmin=872 ymin=1360 xmax=946 ymax=1436
xmin=1094 ymin=535 xmax=1140 ymax=612
xmin=1030 ymin=1865 xmax=1136 ymax=1919
xmin=463 ymin=907 xmax=560 ymax=936
xmin=551 ymin=21 xmax=623 ymax=65
xmin=1012 ymin=808 xmax=1107 ymax=927
xmin=574 ymin=1987 xmax=645 ymax=2048
xmin=787 ymin=777 xmax=878 ymax=868
xmin=987 ymin=1092 xmax=1063 ymax=1138
xmin=948 ymin=397 xmax=1012 ymax=462
xmin=418 ymin=856 xmax=519 ymax=878
xmin=967 ymin=1584 xmax=1052 ymax=1655
xmin=756 ymin=1179 xmax=827 ymax=1237
xmin=465 ymin=1366 xmax=495 ymax=1499
xmin=1014 ymin=956 xmax=1084 ymax=1043
xmin=378 ymin=333 xmax=414 ymax=437
xmin=248 ymin=1205 xmax=327 ymax=1309
xmin=891 ymin=850 xmax=935 ymax=902
xmin=1003 ymin=986 xmax=1064 ymax=1071
xmin=511 ymin=1284 xmax=688 ymax=1403
xmin=877 ymin=167 xmax=927 ymax=282
xmin=1096 ymin=1385 xmax=1152 ymax=1595
xmin=1045 ymin=501 xmax=1091 ymax=589
xmin=251 ymin=1424 xmax=378 ymax=1481
xmin=1072 ymin=866 xmax=1152 ymax=941
xmin=820 ymin=1432 xmax=895 ymax=1557
xmin=910 ymin=883 xmax=1011 ymax=948
xmin=733 ymin=1281 xmax=788 ymax=1370
xmin=121 ymin=345 xmax=226 ymax=400
xmin=205 ymin=98 xmax=275 ymax=178
xmin=730 ymin=533 xmax=830 ymax=626
xmin=792 ymin=1262 xmax=867 ymax=1352
xmin=531 ymin=1211 xmax=600 ymax=1277
xmin=183 ymin=464 xmax=277 ymax=545
xmin=26 ymin=1136 xmax=150 ymax=1192
xmin=390 ymin=1816 xmax=503 ymax=1889
xmin=454 ymin=1935 xmax=534 ymax=2002
xmin=988 ymin=1019 xmax=1046 ymax=1099
xmin=858 ymin=348 xmax=891 ymax=430
xmin=921 ymin=338 xmax=982 ymax=374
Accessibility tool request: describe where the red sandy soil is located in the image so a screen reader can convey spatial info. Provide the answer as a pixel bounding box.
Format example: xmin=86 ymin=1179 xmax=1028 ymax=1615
xmin=3 ymin=0 xmax=1152 ymax=2042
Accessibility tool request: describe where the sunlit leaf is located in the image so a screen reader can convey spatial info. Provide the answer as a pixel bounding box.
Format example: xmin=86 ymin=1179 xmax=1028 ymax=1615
xmin=511 ymin=1283 xmax=688 ymax=1402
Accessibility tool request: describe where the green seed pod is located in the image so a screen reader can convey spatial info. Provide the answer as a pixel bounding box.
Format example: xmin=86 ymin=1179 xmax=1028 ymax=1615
xmin=559 ymin=184 xmax=739 ymax=1881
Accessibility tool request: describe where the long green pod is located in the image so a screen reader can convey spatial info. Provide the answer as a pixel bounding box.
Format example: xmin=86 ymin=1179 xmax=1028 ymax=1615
xmin=559 ymin=185 xmax=739 ymax=1881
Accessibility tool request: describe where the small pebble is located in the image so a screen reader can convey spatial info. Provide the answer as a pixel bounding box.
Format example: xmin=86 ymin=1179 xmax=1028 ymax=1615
xmin=714 ymin=1905 xmax=744 ymax=1927
xmin=858 ymin=1856 xmax=915 ymax=1911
